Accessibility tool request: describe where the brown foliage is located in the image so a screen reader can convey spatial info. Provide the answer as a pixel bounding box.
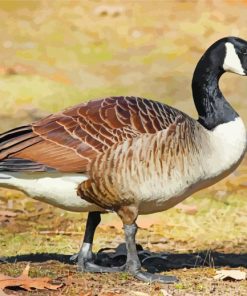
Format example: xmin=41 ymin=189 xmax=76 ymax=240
xmin=0 ymin=264 xmax=63 ymax=295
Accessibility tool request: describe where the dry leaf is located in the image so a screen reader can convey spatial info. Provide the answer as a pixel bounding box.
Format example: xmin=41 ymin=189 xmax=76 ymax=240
xmin=175 ymin=203 xmax=198 ymax=215
xmin=214 ymin=270 xmax=246 ymax=281
xmin=0 ymin=264 xmax=63 ymax=293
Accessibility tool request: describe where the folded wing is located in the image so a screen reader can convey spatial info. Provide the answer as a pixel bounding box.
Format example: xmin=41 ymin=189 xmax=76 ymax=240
xmin=0 ymin=96 xmax=188 ymax=172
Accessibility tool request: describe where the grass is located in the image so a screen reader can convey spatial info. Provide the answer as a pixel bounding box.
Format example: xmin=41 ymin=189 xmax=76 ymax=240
xmin=1 ymin=187 xmax=247 ymax=257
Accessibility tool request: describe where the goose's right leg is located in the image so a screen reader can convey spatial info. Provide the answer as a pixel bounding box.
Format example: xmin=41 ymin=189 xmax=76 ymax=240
xmin=118 ymin=206 xmax=178 ymax=283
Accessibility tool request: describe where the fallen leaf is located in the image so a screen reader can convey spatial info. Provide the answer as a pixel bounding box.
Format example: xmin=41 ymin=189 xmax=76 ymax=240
xmin=175 ymin=203 xmax=198 ymax=215
xmin=214 ymin=269 xmax=246 ymax=281
xmin=0 ymin=264 xmax=63 ymax=293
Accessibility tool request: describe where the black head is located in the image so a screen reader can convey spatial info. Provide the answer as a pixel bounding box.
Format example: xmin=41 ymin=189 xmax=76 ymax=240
xmin=205 ymin=36 xmax=247 ymax=76
xmin=192 ymin=37 xmax=247 ymax=130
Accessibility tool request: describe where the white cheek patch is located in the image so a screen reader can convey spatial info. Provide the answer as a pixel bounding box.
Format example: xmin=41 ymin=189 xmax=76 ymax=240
xmin=223 ymin=42 xmax=245 ymax=75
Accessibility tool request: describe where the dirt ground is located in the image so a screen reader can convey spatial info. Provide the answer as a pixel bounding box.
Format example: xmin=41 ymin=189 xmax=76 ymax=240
xmin=0 ymin=1 xmax=247 ymax=295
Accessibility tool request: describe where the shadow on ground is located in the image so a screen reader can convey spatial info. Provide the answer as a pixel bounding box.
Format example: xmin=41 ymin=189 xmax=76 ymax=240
xmin=1 ymin=243 xmax=246 ymax=273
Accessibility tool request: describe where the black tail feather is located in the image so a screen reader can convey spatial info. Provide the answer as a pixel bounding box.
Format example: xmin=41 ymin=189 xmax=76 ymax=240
xmin=0 ymin=157 xmax=55 ymax=172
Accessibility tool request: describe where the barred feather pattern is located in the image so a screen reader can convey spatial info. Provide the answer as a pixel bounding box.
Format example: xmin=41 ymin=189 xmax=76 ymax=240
xmin=0 ymin=97 xmax=187 ymax=172
xmin=77 ymin=116 xmax=208 ymax=213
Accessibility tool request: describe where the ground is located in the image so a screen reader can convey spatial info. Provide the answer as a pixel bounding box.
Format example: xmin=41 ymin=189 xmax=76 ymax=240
xmin=0 ymin=1 xmax=246 ymax=295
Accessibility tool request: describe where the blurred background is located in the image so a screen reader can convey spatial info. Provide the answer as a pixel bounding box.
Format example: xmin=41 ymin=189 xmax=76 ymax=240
xmin=1 ymin=1 xmax=247 ymax=129
xmin=0 ymin=0 xmax=246 ymax=257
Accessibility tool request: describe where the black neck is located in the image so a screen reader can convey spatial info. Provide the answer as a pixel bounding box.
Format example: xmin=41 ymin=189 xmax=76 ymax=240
xmin=192 ymin=52 xmax=238 ymax=130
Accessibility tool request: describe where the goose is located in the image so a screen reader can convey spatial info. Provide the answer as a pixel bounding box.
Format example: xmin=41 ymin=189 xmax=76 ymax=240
xmin=0 ymin=36 xmax=246 ymax=283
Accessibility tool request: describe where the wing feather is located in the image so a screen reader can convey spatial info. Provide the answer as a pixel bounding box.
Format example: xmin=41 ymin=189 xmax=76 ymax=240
xmin=0 ymin=96 xmax=191 ymax=172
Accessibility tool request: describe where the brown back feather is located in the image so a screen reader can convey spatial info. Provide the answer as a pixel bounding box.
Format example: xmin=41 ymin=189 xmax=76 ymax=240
xmin=0 ymin=96 xmax=190 ymax=172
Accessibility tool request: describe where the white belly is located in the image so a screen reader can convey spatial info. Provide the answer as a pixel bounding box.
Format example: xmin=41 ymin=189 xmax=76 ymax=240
xmin=0 ymin=172 xmax=104 ymax=212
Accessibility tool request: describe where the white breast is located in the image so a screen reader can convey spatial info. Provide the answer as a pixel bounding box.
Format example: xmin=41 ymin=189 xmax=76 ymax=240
xmin=206 ymin=117 xmax=246 ymax=177
xmin=137 ymin=117 xmax=246 ymax=214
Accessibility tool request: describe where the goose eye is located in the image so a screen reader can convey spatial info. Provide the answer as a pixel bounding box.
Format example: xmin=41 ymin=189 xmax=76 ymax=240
xmin=241 ymin=48 xmax=247 ymax=55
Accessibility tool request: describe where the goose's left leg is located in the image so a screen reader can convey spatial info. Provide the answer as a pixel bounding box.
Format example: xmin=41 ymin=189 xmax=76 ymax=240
xmin=75 ymin=211 xmax=100 ymax=270
xmin=118 ymin=206 xmax=178 ymax=283
xmin=76 ymin=211 xmax=124 ymax=272
xmin=70 ymin=212 xmax=100 ymax=265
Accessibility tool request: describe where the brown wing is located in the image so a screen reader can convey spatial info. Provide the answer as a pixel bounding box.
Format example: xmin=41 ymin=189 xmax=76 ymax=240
xmin=0 ymin=96 xmax=189 ymax=172
xmin=78 ymin=115 xmax=198 ymax=210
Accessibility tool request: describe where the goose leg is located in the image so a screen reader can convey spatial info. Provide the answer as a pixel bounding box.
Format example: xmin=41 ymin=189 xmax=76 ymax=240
xmin=76 ymin=211 xmax=124 ymax=273
xmin=76 ymin=211 xmax=100 ymax=270
xmin=120 ymin=209 xmax=177 ymax=283
xmin=124 ymin=223 xmax=177 ymax=283
xmin=70 ymin=211 xmax=100 ymax=263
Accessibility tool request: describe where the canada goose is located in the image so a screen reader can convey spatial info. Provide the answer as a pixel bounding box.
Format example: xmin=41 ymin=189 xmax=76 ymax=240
xmin=0 ymin=36 xmax=246 ymax=283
